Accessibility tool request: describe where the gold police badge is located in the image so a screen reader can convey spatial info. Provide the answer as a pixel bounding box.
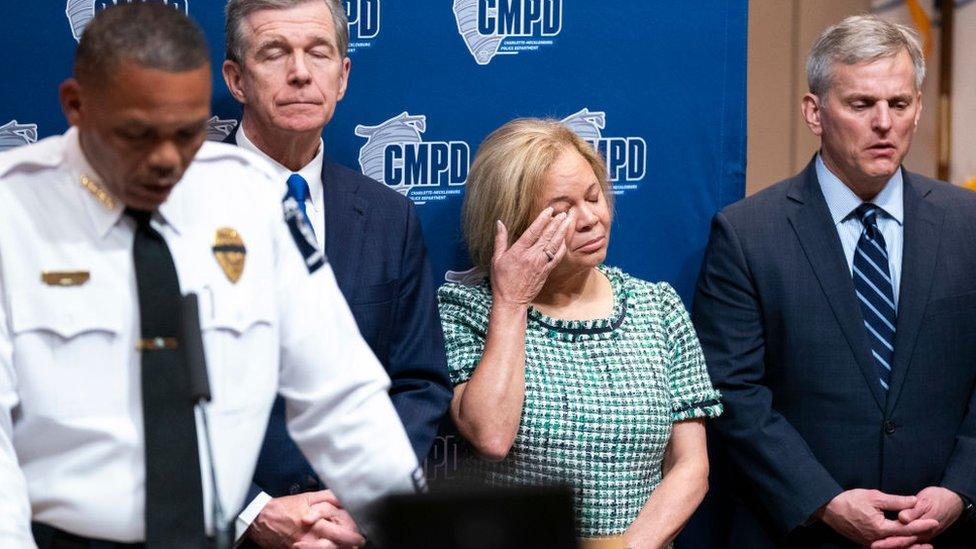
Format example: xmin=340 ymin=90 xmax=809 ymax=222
xmin=212 ymin=228 xmax=246 ymax=283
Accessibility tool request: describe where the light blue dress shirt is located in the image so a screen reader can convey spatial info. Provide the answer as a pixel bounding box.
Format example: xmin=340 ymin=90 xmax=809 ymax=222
xmin=815 ymin=154 xmax=904 ymax=307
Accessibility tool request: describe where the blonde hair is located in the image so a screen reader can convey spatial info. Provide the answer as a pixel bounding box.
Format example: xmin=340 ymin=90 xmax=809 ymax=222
xmin=462 ymin=118 xmax=613 ymax=270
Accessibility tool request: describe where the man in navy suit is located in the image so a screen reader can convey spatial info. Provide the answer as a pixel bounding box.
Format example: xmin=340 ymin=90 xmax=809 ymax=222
xmin=220 ymin=0 xmax=452 ymax=546
xmin=693 ymin=15 xmax=976 ymax=548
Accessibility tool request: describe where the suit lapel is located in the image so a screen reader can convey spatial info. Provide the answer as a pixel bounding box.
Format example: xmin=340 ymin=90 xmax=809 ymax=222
xmin=787 ymin=161 xmax=887 ymax=410
xmin=322 ymin=156 xmax=368 ymax=294
xmin=885 ymin=172 xmax=943 ymax=414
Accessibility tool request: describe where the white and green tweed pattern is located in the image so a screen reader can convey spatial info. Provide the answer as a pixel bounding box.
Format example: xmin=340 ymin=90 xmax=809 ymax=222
xmin=438 ymin=266 xmax=722 ymax=537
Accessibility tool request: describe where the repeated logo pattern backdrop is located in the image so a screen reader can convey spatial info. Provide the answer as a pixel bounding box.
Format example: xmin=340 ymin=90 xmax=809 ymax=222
xmin=1 ymin=0 xmax=746 ymax=303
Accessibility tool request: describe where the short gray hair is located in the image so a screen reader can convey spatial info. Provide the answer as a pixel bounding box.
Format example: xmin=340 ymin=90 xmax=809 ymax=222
xmin=806 ymin=14 xmax=925 ymax=97
xmin=225 ymin=0 xmax=349 ymax=65
xmin=75 ymin=3 xmax=209 ymax=85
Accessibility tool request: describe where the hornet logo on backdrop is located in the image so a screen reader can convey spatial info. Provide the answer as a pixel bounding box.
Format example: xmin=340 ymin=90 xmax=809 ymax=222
xmin=355 ymin=112 xmax=471 ymax=205
xmin=345 ymin=0 xmax=380 ymax=53
xmin=562 ymin=108 xmax=647 ymax=193
xmin=205 ymin=116 xmax=238 ymax=142
xmin=66 ymin=0 xmax=189 ymax=42
xmin=453 ymin=0 xmax=562 ymax=65
xmin=0 ymin=121 xmax=39 ymax=152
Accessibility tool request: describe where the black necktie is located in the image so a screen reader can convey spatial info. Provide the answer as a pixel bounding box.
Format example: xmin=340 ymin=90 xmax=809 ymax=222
xmin=128 ymin=209 xmax=206 ymax=547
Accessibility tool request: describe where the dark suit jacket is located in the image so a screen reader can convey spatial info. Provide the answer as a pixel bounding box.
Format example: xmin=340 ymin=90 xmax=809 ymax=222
xmin=691 ymin=160 xmax=976 ymax=547
xmin=226 ymin=134 xmax=452 ymax=502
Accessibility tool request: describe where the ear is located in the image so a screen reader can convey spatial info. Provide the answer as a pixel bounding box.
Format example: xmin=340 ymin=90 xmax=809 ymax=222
xmin=59 ymin=78 xmax=84 ymax=127
xmin=913 ymin=90 xmax=923 ymax=127
xmin=336 ymin=57 xmax=351 ymax=102
xmin=222 ymin=59 xmax=248 ymax=104
xmin=801 ymin=93 xmax=824 ymax=137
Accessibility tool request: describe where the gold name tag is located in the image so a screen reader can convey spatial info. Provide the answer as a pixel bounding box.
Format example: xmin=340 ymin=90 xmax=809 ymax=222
xmin=41 ymin=271 xmax=90 ymax=287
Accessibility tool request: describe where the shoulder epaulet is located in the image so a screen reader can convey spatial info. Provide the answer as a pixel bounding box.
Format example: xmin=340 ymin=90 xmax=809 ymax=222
xmin=0 ymin=134 xmax=64 ymax=178
xmin=194 ymin=140 xmax=279 ymax=181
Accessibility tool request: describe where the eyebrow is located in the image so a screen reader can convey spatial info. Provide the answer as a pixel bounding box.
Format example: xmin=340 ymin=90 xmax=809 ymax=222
xmin=845 ymin=93 xmax=915 ymax=103
xmin=256 ymin=35 xmax=336 ymax=53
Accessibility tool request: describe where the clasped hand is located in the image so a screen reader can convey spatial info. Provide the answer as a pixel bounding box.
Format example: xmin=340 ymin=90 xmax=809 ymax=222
xmin=819 ymin=487 xmax=962 ymax=549
xmin=491 ymin=207 xmax=574 ymax=306
xmin=247 ymin=489 xmax=365 ymax=549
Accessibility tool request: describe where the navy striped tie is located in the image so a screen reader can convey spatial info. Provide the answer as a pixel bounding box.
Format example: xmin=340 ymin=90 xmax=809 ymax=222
xmin=852 ymin=203 xmax=896 ymax=392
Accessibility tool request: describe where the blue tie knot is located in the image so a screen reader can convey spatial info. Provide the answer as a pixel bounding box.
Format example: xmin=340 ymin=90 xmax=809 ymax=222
xmin=854 ymin=203 xmax=881 ymax=238
xmin=286 ymin=173 xmax=310 ymax=204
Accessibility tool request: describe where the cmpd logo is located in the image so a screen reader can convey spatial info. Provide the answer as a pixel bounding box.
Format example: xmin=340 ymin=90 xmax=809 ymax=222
xmin=355 ymin=112 xmax=470 ymax=205
xmin=562 ymin=108 xmax=647 ymax=193
xmin=66 ymin=0 xmax=189 ymax=42
xmin=345 ymin=0 xmax=380 ymax=53
xmin=0 ymin=121 xmax=39 ymax=152
xmin=205 ymin=116 xmax=238 ymax=142
xmin=453 ymin=0 xmax=562 ymax=65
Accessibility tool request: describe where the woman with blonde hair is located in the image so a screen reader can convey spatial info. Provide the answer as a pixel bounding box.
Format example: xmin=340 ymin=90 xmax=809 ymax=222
xmin=438 ymin=118 xmax=723 ymax=547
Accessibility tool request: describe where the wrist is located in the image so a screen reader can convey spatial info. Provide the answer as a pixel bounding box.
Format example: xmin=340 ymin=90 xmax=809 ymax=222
xmin=490 ymin=295 xmax=529 ymax=315
xmin=953 ymin=490 xmax=976 ymax=523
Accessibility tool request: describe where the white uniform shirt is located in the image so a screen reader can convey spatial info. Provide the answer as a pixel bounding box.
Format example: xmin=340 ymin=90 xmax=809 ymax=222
xmin=236 ymin=125 xmax=326 ymax=244
xmin=0 ymin=128 xmax=419 ymax=546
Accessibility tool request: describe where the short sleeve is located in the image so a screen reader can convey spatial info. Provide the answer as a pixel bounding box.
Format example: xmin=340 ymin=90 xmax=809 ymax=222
xmin=656 ymin=283 xmax=723 ymax=422
xmin=437 ymin=282 xmax=491 ymax=386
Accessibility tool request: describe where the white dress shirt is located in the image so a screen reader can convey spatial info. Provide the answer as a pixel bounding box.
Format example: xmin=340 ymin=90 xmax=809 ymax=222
xmin=816 ymin=154 xmax=904 ymax=306
xmin=0 ymin=128 xmax=418 ymax=546
xmin=236 ymin=125 xmax=326 ymax=245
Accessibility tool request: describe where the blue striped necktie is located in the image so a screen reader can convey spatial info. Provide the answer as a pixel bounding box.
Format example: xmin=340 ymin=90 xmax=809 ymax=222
xmin=852 ymin=203 xmax=896 ymax=392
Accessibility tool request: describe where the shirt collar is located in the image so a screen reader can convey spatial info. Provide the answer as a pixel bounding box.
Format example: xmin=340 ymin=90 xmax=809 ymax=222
xmin=65 ymin=126 xmax=185 ymax=237
xmin=815 ymin=153 xmax=904 ymax=226
xmin=236 ymin=125 xmax=324 ymax=209
xmin=64 ymin=127 xmax=123 ymax=239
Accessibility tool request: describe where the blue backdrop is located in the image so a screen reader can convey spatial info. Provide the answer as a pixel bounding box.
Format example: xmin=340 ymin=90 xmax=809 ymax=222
xmin=2 ymin=0 xmax=746 ymax=304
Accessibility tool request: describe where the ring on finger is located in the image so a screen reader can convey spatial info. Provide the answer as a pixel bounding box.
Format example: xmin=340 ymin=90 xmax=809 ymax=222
xmin=544 ymin=248 xmax=556 ymax=261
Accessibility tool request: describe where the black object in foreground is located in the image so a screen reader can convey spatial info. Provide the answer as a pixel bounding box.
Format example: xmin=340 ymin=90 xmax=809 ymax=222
xmin=376 ymin=485 xmax=577 ymax=549
xmin=182 ymin=293 xmax=231 ymax=549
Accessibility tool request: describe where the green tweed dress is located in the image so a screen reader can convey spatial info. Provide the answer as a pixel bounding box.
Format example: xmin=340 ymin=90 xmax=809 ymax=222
xmin=438 ymin=265 xmax=722 ymax=537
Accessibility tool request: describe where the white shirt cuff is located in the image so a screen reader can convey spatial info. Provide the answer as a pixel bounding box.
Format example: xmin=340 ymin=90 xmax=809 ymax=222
xmin=234 ymin=491 xmax=272 ymax=545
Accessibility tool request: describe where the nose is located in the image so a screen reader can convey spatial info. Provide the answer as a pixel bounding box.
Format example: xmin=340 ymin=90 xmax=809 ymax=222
xmin=147 ymin=140 xmax=180 ymax=177
xmin=288 ymin=52 xmax=312 ymax=86
xmin=872 ymin=102 xmax=892 ymax=133
xmin=575 ymin=203 xmax=599 ymax=230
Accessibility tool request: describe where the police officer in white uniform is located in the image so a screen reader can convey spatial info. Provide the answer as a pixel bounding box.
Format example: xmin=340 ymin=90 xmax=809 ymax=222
xmin=0 ymin=5 xmax=418 ymax=548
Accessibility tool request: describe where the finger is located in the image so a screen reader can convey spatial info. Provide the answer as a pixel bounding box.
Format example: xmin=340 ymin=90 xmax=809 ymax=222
xmin=513 ymin=207 xmax=554 ymax=249
xmin=880 ymin=518 xmax=939 ymax=538
xmin=546 ymin=235 xmax=569 ymax=267
xmin=306 ymin=489 xmax=341 ymax=507
xmin=900 ymin=518 xmax=940 ymax=536
xmin=293 ymin=540 xmax=340 ymax=549
xmin=561 ymin=209 xmax=576 ymax=242
xmin=871 ymin=536 xmax=918 ymax=549
xmin=875 ymin=493 xmax=918 ymax=511
xmin=898 ymin=505 xmax=925 ymax=524
xmin=302 ymin=502 xmax=339 ymax=526
xmin=910 ymin=545 xmax=933 ymax=549
xmin=493 ymin=220 xmax=509 ymax=262
xmin=308 ymin=519 xmax=366 ymax=546
xmin=329 ymin=512 xmax=358 ymax=531
xmin=533 ymin=211 xmax=568 ymax=253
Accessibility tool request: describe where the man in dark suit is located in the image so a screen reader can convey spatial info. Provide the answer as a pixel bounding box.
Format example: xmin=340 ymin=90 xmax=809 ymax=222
xmin=693 ymin=14 xmax=976 ymax=548
xmin=220 ymin=0 xmax=452 ymax=546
